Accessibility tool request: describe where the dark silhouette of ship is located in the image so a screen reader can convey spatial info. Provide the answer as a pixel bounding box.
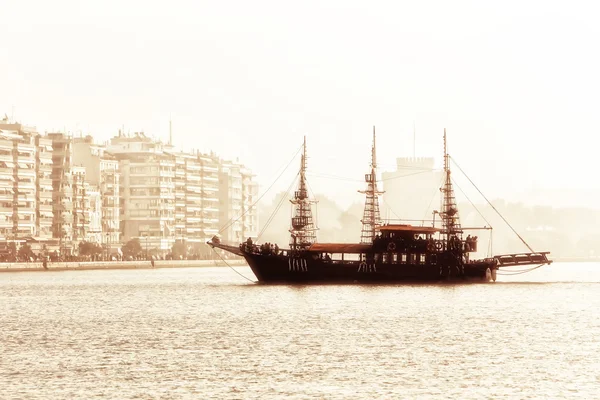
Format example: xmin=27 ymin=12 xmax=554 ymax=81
xmin=209 ymin=129 xmax=551 ymax=283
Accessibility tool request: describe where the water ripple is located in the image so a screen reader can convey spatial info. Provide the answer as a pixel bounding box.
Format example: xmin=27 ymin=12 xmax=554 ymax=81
xmin=1 ymin=263 xmax=599 ymax=399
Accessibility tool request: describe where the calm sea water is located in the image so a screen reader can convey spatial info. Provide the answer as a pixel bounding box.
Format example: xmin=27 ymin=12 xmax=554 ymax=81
xmin=1 ymin=262 xmax=600 ymax=399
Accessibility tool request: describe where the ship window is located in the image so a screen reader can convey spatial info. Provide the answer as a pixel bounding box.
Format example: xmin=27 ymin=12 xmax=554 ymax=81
xmin=401 ymin=253 xmax=407 ymax=264
xmin=382 ymin=253 xmax=387 ymax=263
xmin=420 ymin=254 xmax=426 ymax=264
xmin=392 ymin=253 xmax=398 ymax=263
xmin=332 ymin=253 xmax=344 ymax=261
xmin=430 ymin=254 xmax=437 ymax=265
xmin=410 ymin=254 xmax=417 ymax=264
xmin=344 ymin=253 xmax=360 ymax=261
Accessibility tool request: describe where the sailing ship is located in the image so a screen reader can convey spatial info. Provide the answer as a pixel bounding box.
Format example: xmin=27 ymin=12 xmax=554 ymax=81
xmin=209 ymin=129 xmax=551 ymax=283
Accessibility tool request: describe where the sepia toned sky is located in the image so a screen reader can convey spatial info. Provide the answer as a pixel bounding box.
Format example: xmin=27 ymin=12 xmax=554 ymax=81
xmin=2 ymin=0 xmax=600 ymax=209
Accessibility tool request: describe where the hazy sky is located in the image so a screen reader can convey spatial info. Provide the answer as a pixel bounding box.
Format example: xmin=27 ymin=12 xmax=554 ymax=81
xmin=2 ymin=0 xmax=600 ymax=210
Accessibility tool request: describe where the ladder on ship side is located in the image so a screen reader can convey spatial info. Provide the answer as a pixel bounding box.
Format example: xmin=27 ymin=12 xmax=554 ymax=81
xmin=493 ymin=252 xmax=552 ymax=267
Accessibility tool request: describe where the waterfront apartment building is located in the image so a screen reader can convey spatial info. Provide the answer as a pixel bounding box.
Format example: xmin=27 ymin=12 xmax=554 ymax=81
xmin=0 ymin=121 xmax=59 ymax=257
xmin=168 ymin=150 xmax=220 ymax=254
xmin=48 ymin=132 xmax=74 ymax=254
xmin=219 ymin=159 xmax=259 ymax=243
xmin=0 ymin=118 xmax=258 ymax=257
xmin=198 ymin=152 xmax=221 ymax=247
xmin=0 ymin=123 xmax=38 ymax=241
xmin=35 ymin=135 xmax=54 ymax=241
xmin=107 ymin=132 xmax=176 ymax=254
xmin=107 ymin=131 xmax=241 ymax=256
xmin=73 ymin=136 xmax=120 ymax=252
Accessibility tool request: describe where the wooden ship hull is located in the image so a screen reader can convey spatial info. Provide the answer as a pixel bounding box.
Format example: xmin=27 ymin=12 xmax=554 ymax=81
xmin=213 ymin=245 xmax=496 ymax=283
xmin=245 ymin=254 xmax=493 ymax=283
xmin=211 ymin=240 xmax=551 ymax=283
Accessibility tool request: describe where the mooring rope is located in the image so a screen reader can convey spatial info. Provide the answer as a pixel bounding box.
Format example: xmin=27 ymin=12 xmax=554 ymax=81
xmin=496 ymin=263 xmax=546 ymax=275
xmin=211 ymin=248 xmax=256 ymax=283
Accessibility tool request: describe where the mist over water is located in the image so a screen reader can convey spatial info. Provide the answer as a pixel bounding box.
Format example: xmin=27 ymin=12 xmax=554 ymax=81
xmin=2 ymin=264 xmax=599 ymax=399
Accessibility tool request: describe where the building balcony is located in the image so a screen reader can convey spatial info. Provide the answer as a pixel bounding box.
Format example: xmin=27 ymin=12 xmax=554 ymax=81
xmin=202 ymin=185 xmax=218 ymax=193
xmin=201 ymin=165 xmax=219 ymax=173
xmin=39 ymin=204 xmax=53 ymax=212
xmin=17 ymin=169 xmax=36 ymax=178
xmin=16 ymin=183 xmax=36 ymax=192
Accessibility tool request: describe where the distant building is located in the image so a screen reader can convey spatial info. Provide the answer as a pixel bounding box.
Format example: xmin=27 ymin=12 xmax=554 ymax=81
xmin=198 ymin=153 xmax=221 ymax=246
xmin=86 ymin=185 xmax=103 ymax=245
xmin=0 ymin=117 xmax=258 ymax=258
xmin=0 ymin=123 xmax=39 ymax=242
xmin=381 ymin=157 xmax=443 ymax=224
xmin=0 ymin=123 xmax=65 ymax=257
xmin=35 ymin=135 xmax=54 ymax=241
xmin=219 ymin=159 xmax=259 ymax=243
xmin=167 ymin=150 xmax=221 ymax=256
xmin=47 ymin=132 xmax=74 ymax=254
xmin=73 ymin=136 xmax=120 ymax=253
xmin=107 ymin=132 xmax=230 ymax=256
xmin=107 ymin=132 xmax=176 ymax=255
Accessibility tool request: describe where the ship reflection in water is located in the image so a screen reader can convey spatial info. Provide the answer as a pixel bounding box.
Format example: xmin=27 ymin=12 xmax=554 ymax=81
xmin=1 ymin=265 xmax=599 ymax=399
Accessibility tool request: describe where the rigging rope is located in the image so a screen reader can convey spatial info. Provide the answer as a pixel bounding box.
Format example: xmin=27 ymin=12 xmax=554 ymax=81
xmin=450 ymin=157 xmax=535 ymax=253
xmin=218 ymin=144 xmax=303 ymax=236
xmin=452 ymin=177 xmax=494 ymax=256
xmin=305 ymin=168 xmax=438 ymax=184
xmin=382 ymin=197 xmax=402 ymax=220
xmin=210 ymin=247 xmax=257 ymax=283
xmin=305 ymin=178 xmax=320 ymax=230
xmin=451 ymin=178 xmax=493 ymax=228
xmin=422 ymin=174 xmax=446 ymax=223
xmin=380 ymin=169 xmax=440 ymax=182
xmin=257 ymin=173 xmax=299 ymax=240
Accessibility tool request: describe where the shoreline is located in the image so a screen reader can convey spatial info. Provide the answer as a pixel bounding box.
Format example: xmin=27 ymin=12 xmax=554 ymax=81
xmin=0 ymin=259 xmax=248 ymax=272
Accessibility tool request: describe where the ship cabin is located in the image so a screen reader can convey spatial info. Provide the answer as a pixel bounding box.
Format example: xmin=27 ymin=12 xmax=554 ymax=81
xmin=307 ymin=224 xmax=448 ymax=266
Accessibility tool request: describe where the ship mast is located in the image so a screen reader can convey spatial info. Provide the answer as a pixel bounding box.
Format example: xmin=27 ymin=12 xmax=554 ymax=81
xmin=359 ymin=126 xmax=384 ymax=244
xmin=440 ymin=129 xmax=462 ymax=241
xmin=289 ymin=136 xmax=318 ymax=250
